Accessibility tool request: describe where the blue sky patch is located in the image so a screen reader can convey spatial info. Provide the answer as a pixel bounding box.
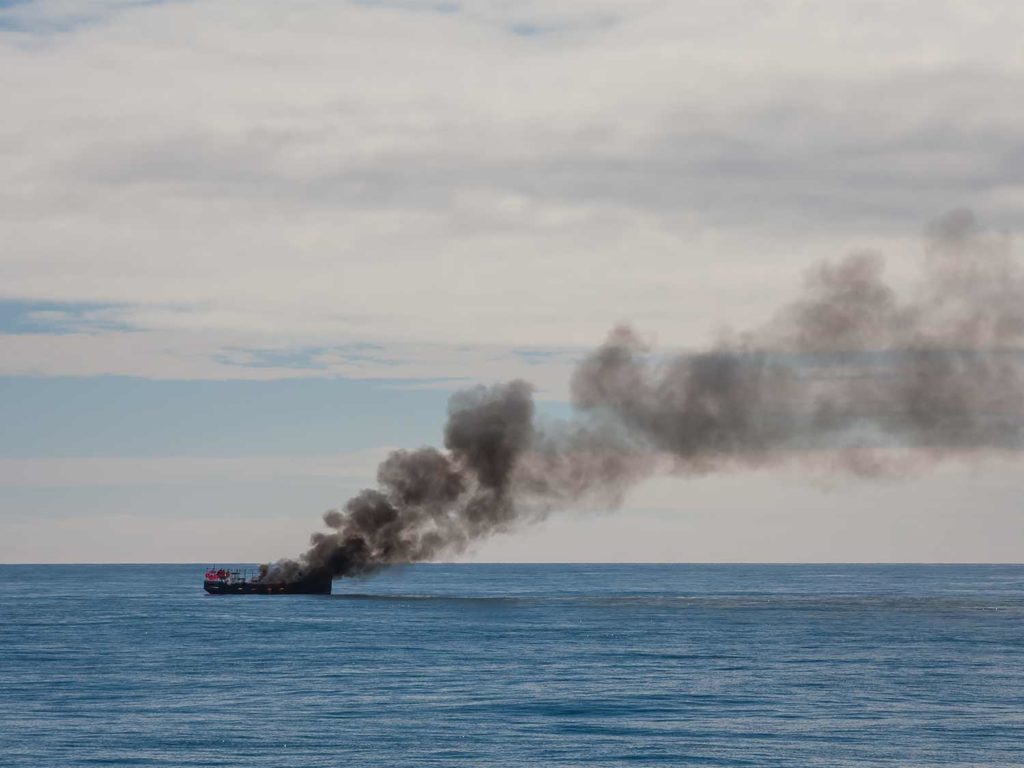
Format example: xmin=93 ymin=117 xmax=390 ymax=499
xmin=0 ymin=299 xmax=131 ymax=335
xmin=351 ymin=0 xmax=459 ymax=15
xmin=0 ymin=0 xmax=171 ymax=34
xmin=0 ymin=375 xmax=572 ymax=459
xmin=217 ymin=343 xmax=411 ymax=371
xmin=513 ymin=347 xmax=578 ymax=366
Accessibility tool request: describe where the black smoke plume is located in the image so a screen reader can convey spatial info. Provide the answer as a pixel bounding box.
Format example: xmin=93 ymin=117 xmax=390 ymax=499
xmin=260 ymin=211 xmax=1024 ymax=583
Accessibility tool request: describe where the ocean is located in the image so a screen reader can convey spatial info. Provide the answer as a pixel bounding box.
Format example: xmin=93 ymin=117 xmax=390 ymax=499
xmin=1 ymin=564 xmax=1022 ymax=766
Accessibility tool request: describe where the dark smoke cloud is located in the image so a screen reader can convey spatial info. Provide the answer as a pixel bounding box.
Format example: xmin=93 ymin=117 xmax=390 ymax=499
xmin=263 ymin=382 xmax=540 ymax=582
xmin=261 ymin=210 xmax=1024 ymax=584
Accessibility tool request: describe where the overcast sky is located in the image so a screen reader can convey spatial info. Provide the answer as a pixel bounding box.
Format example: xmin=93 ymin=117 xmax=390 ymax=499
xmin=2 ymin=0 xmax=1023 ymax=563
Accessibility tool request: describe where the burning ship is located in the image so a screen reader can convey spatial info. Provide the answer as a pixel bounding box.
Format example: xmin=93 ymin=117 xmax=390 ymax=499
xmin=203 ymin=567 xmax=332 ymax=595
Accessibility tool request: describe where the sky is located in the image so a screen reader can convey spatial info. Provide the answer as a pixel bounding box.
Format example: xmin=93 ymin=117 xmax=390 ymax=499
xmin=2 ymin=0 xmax=1023 ymax=563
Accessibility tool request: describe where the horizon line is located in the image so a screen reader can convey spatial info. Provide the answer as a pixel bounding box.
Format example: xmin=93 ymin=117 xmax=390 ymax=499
xmin=2 ymin=561 xmax=1022 ymax=567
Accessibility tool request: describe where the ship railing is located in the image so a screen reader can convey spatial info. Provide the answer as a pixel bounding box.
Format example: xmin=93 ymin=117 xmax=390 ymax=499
xmin=205 ymin=567 xmax=262 ymax=584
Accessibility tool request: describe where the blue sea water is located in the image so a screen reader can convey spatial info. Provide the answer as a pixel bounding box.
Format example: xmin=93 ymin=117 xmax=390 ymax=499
xmin=1 ymin=564 xmax=1023 ymax=766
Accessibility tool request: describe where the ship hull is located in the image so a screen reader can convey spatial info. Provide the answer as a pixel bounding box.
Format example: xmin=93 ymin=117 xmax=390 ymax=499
xmin=204 ymin=574 xmax=332 ymax=595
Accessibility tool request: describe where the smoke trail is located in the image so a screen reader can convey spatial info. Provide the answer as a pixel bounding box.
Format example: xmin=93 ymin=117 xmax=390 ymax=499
xmin=261 ymin=210 xmax=1023 ymax=583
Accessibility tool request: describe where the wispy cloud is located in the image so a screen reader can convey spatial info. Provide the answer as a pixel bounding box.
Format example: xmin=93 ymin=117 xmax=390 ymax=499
xmin=0 ymin=449 xmax=388 ymax=487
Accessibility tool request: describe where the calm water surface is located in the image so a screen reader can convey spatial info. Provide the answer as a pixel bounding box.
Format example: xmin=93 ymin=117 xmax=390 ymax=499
xmin=1 ymin=564 xmax=1022 ymax=766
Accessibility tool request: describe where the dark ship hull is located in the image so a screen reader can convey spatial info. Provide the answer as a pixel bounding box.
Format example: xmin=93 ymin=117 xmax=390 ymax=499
xmin=204 ymin=572 xmax=332 ymax=595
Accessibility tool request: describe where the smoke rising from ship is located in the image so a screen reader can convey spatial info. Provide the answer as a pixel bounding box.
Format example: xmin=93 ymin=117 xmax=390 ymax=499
xmin=261 ymin=210 xmax=1024 ymax=583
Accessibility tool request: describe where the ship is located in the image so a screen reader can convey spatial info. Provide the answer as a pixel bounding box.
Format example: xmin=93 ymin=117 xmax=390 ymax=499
xmin=203 ymin=567 xmax=332 ymax=595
